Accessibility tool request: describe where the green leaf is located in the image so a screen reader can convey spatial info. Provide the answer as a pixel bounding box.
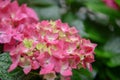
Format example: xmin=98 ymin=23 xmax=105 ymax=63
xmin=88 ymin=12 xmax=109 ymax=25
xmin=0 ymin=53 xmax=25 ymax=80
xmin=85 ymin=1 xmax=120 ymax=18
xmin=84 ymin=21 xmax=107 ymax=43
xmin=96 ymin=37 xmax=120 ymax=58
xmin=71 ymin=68 xmax=96 ymax=80
xmin=103 ymin=37 xmax=120 ymax=67
xmin=33 ymin=6 xmax=61 ymax=20
xmin=107 ymin=55 xmax=120 ymax=67
xmin=95 ymin=49 xmax=114 ymax=58
xmin=115 ymin=0 xmax=120 ymax=6
xmin=103 ymin=37 xmax=120 ymax=54
xmin=29 ymin=0 xmax=57 ymax=6
xmin=106 ymin=69 xmax=120 ymax=80
xmin=62 ymin=12 xmax=76 ymax=24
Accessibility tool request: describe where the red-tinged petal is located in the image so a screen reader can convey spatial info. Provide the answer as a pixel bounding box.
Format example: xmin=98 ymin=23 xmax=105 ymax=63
xmin=68 ymin=27 xmax=78 ymax=34
xmin=23 ymin=65 xmax=32 ymax=74
xmin=81 ymin=39 xmax=97 ymax=54
xmin=37 ymin=53 xmax=45 ymax=65
xmin=4 ymin=38 xmax=18 ymax=52
xmin=40 ymin=20 xmax=50 ymax=27
xmin=15 ymin=13 xmax=28 ymax=21
xmin=45 ymin=31 xmax=58 ymax=44
xmin=69 ymin=55 xmax=80 ymax=69
xmin=68 ymin=34 xmax=80 ymax=42
xmin=20 ymin=4 xmax=39 ymax=21
xmin=40 ymin=63 xmax=54 ymax=74
xmin=81 ymin=61 xmax=86 ymax=69
xmin=10 ymin=1 xmax=19 ymax=12
xmin=13 ymin=32 xmax=23 ymax=41
xmin=0 ymin=0 xmax=10 ymax=8
xmin=61 ymin=67 xmax=72 ymax=76
xmin=8 ymin=62 xmax=18 ymax=72
xmin=84 ymin=54 xmax=95 ymax=63
xmin=56 ymin=19 xmax=69 ymax=32
xmin=0 ymin=33 xmax=12 ymax=43
xmin=52 ymin=50 xmax=65 ymax=59
xmin=32 ymin=60 xmax=39 ymax=70
xmin=86 ymin=63 xmax=93 ymax=72
xmin=84 ymin=46 xmax=94 ymax=54
xmin=60 ymin=23 xmax=69 ymax=32
xmin=64 ymin=42 xmax=77 ymax=54
xmin=8 ymin=55 xmax=19 ymax=72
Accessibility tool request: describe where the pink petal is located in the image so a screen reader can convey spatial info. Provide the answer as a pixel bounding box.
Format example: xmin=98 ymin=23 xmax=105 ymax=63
xmin=45 ymin=31 xmax=58 ymax=44
xmin=13 ymin=32 xmax=23 ymax=41
xmin=20 ymin=4 xmax=39 ymax=21
xmin=23 ymin=65 xmax=32 ymax=74
xmin=4 ymin=38 xmax=17 ymax=52
xmin=0 ymin=33 xmax=11 ymax=43
xmin=64 ymin=42 xmax=77 ymax=54
xmin=32 ymin=60 xmax=39 ymax=70
xmin=40 ymin=63 xmax=54 ymax=74
xmin=86 ymin=63 xmax=93 ymax=72
xmin=52 ymin=50 xmax=65 ymax=59
xmin=8 ymin=55 xmax=19 ymax=72
xmin=8 ymin=62 xmax=18 ymax=72
xmin=68 ymin=27 xmax=78 ymax=34
xmin=56 ymin=19 xmax=69 ymax=32
xmin=61 ymin=67 xmax=72 ymax=76
xmin=84 ymin=54 xmax=95 ymax=63
xmin=0 ymin=0 xmax=10 ymax=8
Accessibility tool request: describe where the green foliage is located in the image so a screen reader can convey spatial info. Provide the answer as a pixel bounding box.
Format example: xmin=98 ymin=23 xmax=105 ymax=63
xmin=33 ymin=6 xmax=61 ymax=20
xmin=0 ymin=53 xmax=25 ymax=80
xmin=115 ymin=0 xmax=120 ymax=6
xmin=71 ymin=68 xmax=96 ymax=80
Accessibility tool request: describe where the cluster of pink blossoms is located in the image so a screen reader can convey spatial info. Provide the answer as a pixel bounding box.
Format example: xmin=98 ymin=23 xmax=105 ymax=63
xmin=0 ymin=0 xmax=97 ymax=80
xmin=8 ymin=20 xmax=97 ymax=80
xmin=0 ymin=0 xmax=39 ymax=51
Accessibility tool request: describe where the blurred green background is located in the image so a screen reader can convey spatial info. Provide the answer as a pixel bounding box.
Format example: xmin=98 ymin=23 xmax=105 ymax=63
xmin=1 ymin=0 xmax=120 ymax=80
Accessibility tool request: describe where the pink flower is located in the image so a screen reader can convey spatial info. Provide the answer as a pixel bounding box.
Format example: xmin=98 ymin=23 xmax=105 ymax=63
xmin=0 ymin=0 xmax=39 ymax=45
xmin=8 ymin=54 xmax=20 ymax=72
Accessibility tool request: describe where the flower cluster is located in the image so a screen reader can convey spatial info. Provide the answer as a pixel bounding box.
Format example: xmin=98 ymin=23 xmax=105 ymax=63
xmin=0 ymin=1 xmax=97 ymax=80
xmin=8 ymin=20 xmax=97 ymax=80
xmin=103 ymin=0 xmax=120 ymax=10
xmin=0 ymin=0 xmax=38 ymax=51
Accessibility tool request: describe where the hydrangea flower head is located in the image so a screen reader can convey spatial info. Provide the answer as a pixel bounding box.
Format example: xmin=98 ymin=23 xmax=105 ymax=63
xmin=8 ymin=19 xmax=97 ymax=80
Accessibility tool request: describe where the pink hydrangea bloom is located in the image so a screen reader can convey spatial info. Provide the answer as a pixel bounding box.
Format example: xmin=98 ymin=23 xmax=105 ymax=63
xmin=8 ymin=20 xmax=97 ymax=80
xmin=103 ymin=0 xmax=120 ymax=10
xmin=0 ymin=0 xmax=39 ymax=51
